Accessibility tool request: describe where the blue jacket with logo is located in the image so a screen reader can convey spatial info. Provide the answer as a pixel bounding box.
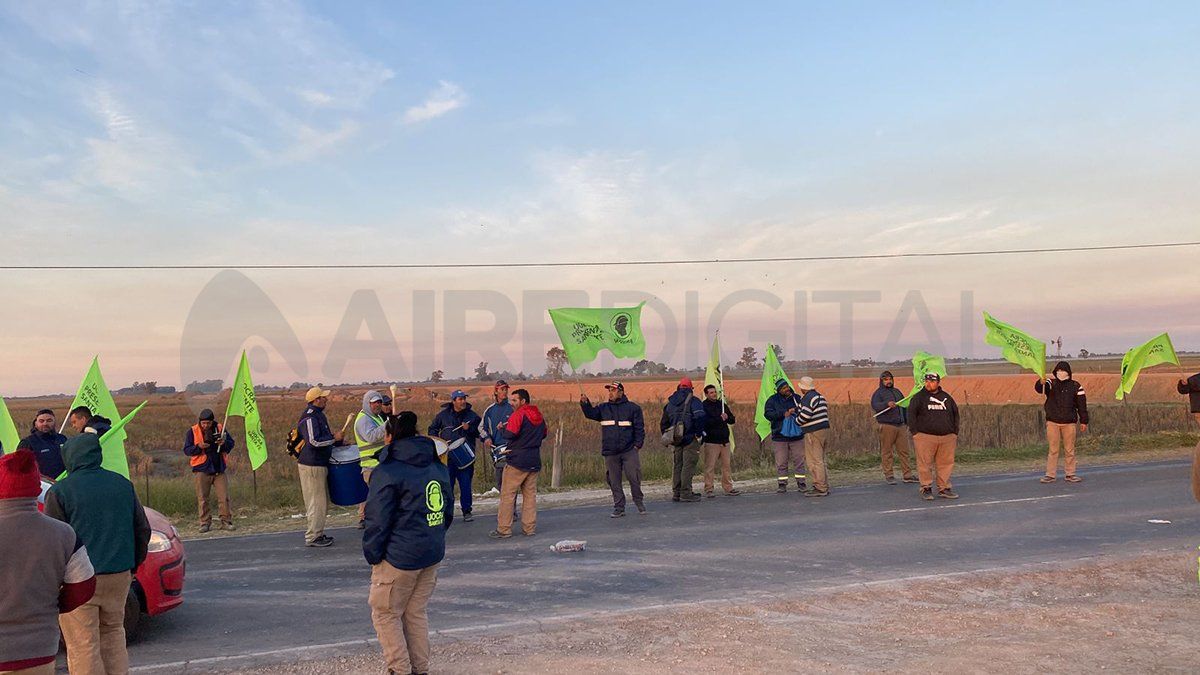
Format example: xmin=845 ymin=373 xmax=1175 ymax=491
xmin=363 ymin=435 xmax=453 ymax=571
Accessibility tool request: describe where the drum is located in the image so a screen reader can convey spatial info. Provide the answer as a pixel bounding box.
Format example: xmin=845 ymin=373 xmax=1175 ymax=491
xmin=446 ymin=436 xmax=476 ymax=469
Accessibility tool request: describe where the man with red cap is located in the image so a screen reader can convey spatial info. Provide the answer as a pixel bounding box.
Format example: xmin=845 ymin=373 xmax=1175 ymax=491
xmin=0 ymin=450 xmax=96 ymax=675
xmin=660 ymin=377 xmax=708 ymax=502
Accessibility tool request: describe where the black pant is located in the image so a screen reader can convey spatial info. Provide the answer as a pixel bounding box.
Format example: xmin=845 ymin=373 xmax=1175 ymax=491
xmin=672 ymin=442 xmax=700 ymax=498
xmin=604 ymin=449 xmax=643 ymax=511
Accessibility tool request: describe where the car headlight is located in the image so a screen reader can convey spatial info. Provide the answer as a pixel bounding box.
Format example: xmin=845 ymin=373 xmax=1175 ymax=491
xmin=148 ymin=530 xmax=173 ymax=553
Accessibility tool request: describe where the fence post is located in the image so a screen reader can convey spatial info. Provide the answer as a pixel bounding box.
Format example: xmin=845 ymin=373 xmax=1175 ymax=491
xmin=550 ymin=422 xmax=563 ymax=489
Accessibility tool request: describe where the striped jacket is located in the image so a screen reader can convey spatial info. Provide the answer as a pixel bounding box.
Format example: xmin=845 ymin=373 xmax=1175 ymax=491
xmin=797 ymin=390 xmax=830 ymax=432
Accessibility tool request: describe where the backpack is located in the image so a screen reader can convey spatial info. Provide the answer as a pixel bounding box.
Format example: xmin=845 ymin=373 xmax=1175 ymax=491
xmin=285 ymin=427 xmax=306 ymax=460
xmin=661 ymin=395 xmax=695 ymax=447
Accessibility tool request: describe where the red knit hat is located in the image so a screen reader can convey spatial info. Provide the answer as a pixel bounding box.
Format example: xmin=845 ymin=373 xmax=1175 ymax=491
xmin=0 ymin=450 xmax=43 ymax=499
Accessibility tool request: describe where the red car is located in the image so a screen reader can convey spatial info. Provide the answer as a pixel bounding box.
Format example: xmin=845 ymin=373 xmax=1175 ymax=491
xmin=39 ymin=480 xmax=186 ymax=639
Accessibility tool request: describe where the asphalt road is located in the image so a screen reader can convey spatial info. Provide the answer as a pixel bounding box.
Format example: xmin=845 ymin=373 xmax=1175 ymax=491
xmin=128 ymin=460 xmax=1198 ymax=671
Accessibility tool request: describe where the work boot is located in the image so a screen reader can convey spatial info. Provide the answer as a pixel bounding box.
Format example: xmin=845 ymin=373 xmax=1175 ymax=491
xmin=920 ymin=487 xmax=934 ymax=501
xmin=611 ymin=509 xmax=626 ymax=518
xmin=680 ymin=493 xmax=701 ymax=503
xmin=635 ymin=502 xmax=647 ymax=514
xmin=938 ymin=488 xmax=959 ymax=500
xmin=488 ymin=529 xmax=512 ymax=539
xmin=776 ymin=482 xmax=787 ymax=494
xmin=796 ymin=479 xmax=806 ymax=491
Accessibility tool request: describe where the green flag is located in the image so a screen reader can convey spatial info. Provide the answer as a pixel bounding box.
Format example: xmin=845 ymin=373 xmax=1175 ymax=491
xmin=755 ymin=345 xmax=792 ymax=441
xmin=64 ymin=357 xmax=128 ymax=474
xmin=1116 ymin=333 xmax=1179 ymax=401
xmin=0 ymin=396 xmax=20 ymax=455
xmin=548 ymin=303 xmax=647 ymax=369
xmin=898 ymin=350 xmax=947 ymax=408
xmin=225 ymin=350 xmax=269 ymax=470
xmin=704 ymin=333 xmax=735 ymax=453
xmin=59 ymin=400 xmax=147 ymax=480
xmin=983 ymin=311 xmax=1046 ymax=378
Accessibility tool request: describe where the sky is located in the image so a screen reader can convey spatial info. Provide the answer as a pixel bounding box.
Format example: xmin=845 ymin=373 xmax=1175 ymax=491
xmin=2 ymin=1 xmax=1199 ymax=395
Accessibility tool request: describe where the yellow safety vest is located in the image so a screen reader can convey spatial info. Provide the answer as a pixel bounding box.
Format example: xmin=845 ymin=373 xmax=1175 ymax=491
xmin=355 ymin=412 xmax=387 ymax=469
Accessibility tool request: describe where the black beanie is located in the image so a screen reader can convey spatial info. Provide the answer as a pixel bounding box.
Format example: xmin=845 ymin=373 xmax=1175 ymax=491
xmin=198 ymin=409 xmax=215 ymax=422
xmin=393 ymin=411 xmax=418 ymax=439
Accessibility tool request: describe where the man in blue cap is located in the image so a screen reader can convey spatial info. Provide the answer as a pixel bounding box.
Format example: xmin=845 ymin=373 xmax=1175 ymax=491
xmin=429 ymin=390 xmax=481 ymax=522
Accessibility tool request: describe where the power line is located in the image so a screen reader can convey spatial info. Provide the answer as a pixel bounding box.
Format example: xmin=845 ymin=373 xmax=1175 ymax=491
xmin=2 ymin=240 xmax=1197 ymax=271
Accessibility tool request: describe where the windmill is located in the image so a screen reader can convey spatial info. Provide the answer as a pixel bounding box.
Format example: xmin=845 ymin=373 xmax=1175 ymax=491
xmin=1052 ymin=336 xmax=1064 ymax=358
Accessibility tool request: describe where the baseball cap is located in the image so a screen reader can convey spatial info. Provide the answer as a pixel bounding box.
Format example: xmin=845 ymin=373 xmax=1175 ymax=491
xmin=798 ymin=376 xmax=815 ymax=390
xmin=381 ymin=395 xmax=392 ymax=405
xmin=450 ymin=389 xmax=469 ymax=400
xmin=305 ymin=386 xmax=332 ymax=402
xmin=924 ymin=372 xmax=941 ymax=382
xmin=368 ymin=392 xmax=384 ymax=404
xmin=494 ymin=379 xmax=509 ymax=389
xmin=678 ymin=376 xmax=694 ymax=389
xmin=604 ymin=380 xmax=624 ymax=391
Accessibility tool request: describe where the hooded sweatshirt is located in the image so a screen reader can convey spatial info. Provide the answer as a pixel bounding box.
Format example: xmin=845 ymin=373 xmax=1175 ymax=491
xmin=43 ymin=435 xmax=151 ymax=575
xmin=1034 ymin=361 xmax=1089 ymax=425
xmin=764 ymin=384 xmax=804 ymax=441
xmin=362 ymin=435 xmax=453 ymax=570
xmin=502 ymin=404 xmax=547 ymax=472
xmin=907 ymin=386 xmax=960 ymax=436
xmin=355 ymin=390 xmax=388 ymax=469
xmin=660 ymin=389 xmax=708 ymax=445
xmin=1178 ymin=373 xmax=1200 ymax=414
xmin=870 ymin=372 xmax=906 ymax=426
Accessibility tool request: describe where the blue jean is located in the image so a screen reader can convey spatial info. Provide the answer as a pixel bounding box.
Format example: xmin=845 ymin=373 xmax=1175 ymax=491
xmin=448 ymin=461 xmax=475 ymax=514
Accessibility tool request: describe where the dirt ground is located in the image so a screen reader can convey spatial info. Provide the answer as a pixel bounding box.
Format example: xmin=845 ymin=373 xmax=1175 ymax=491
xmin=236 ymin=551 xmax=1200 ymax=674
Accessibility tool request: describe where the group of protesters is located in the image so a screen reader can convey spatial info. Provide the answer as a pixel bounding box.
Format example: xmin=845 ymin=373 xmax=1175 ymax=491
xmin=2 ymin=359 xmax=1192 ymax=675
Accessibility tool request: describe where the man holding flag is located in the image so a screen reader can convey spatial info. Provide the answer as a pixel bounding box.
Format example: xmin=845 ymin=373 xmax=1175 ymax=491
xmin=183 ymin=409 xmax=236 ymax=532
xmin=1035 ymin=362 xmax=1088 ymax=484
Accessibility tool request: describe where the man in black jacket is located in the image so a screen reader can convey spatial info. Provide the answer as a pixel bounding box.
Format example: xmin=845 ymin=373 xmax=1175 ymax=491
xmin=581 ymin=381 xmax=646 ymax=517
xmin=870 ymin=372 xmax=914 ymax=485
xmin=700 ymin=385 xmax=739 ymax=497
xmin=1178 ymin=372 xmax=1200 ymax=501
xmin=660 ymin=377 xmax=708 ymax=503
xmin=1035 ymin=361 xmax=1088 ymax=484
xmin=297 ymin=387 xmax=346 ymax=548
xmin=17 ymin=409 xmax=68 ymax=480
xmin=363 ymin=412 xmax=453 ymax=675
xmin=907 ymin=373 xmax=960 ymax=500
xmin=763 ymin=379 xmax=806 ymax=493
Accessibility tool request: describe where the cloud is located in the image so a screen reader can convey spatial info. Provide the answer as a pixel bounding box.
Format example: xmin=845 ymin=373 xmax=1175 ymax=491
xmin=402 ymin=81 xmax=467 ymax=125
xmin=295 ymin=88 xmax=335 ymax=107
